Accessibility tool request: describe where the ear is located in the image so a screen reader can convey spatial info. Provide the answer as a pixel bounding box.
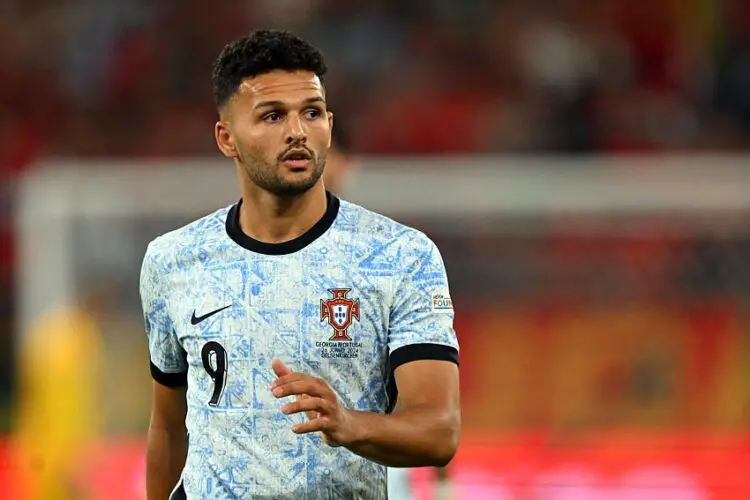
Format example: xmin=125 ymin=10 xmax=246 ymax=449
xmin=327 ymin=111 xmax=334 ymax=149
xmin=215 ymin=120 xmax=238 ymax=159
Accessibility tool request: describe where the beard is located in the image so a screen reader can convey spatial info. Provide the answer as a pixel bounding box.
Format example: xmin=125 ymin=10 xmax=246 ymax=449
xmin=237 ymin=145 xmax=327 ymax=197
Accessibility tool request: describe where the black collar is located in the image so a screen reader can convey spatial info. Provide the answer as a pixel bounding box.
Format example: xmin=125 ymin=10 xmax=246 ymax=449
xmin=225 ymin=192 xmax=340 ymax=255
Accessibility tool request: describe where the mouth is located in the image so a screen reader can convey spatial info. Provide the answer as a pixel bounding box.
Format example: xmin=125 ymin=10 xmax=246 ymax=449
xmin=281 ymin=149 xmax=313 ymax=169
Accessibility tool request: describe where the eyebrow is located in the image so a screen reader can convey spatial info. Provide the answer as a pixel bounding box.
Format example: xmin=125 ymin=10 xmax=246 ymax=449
xmin=253 ymin=96 xmax=326 ymax=111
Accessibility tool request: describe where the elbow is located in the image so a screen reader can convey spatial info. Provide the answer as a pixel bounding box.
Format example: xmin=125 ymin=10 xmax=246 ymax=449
xmin=428 ymin=411 xmax=461 ymax=467
xmin=430 ymin=448 xmax=456 ymax=468
xmin=431 ymin=433 xmax=459 ymax=467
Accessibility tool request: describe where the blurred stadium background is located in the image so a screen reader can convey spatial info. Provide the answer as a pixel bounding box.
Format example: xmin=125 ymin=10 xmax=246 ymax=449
xmin=2 ymin=1 xmax=750 ymax=499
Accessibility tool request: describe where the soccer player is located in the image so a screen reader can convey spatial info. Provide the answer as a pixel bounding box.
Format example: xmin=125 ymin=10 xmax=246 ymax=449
xmin=140 ymin=29 xmax=460 ymax=499
xmin=14 ymin=285 xmax=107 ymax=500
xmin=321 ymin=122 xmax=354 ymax=196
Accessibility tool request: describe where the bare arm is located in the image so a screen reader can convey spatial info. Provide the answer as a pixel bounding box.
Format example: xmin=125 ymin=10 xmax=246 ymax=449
xmin=273 ymin=358 xmax=460 ymax=467
xmin=342 ymin=359 xmax=460 ymax=466
xmin=147 ymin=382 xmax=187 ymax=500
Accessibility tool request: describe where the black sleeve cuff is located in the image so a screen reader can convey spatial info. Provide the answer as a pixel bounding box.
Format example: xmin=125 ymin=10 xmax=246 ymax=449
xmin=150 ymin=361 xmax=188 ymax=387
xmin=389 ymin=343 xmax=459 ymax=371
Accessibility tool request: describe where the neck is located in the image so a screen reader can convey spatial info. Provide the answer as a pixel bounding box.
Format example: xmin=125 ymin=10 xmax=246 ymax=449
xmin=237 ymin=172 xmax=328 ymax=244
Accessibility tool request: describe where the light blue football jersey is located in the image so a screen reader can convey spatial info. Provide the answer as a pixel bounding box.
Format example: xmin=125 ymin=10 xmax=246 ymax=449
xmin=140 ymin=193 xmax=459 ymax=499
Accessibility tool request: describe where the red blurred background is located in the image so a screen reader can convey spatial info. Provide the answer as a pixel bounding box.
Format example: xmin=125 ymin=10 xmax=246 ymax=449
xmin=3 ymin=1 xmax=750 ymax=499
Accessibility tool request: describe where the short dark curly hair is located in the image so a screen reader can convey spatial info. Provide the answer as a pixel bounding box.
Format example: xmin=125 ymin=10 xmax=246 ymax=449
xmin=212 ymin=29 xmax=328 ymax=111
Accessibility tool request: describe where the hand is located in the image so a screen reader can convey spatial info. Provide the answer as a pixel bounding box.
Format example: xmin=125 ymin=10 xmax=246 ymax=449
xmin=271 ymin=360 xmax=356 ymax=446
xmin=271 ymin=360 xmax=320 ymax=421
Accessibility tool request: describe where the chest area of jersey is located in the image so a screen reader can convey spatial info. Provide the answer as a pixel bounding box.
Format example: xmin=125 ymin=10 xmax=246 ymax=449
xmin=172 ymin=259 xmax=388 ymax=361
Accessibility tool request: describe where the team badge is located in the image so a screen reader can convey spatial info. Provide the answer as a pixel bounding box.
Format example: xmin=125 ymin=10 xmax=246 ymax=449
xmin=320 ymin=288 xmax=360 ymax=341
xmin=318 ymin=288 xmax=362 ymax=359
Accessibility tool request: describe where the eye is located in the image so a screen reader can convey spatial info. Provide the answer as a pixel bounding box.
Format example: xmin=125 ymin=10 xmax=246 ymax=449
xmin=263 ymin=112 xmax=283 ymax=123
xmin=304 ymin=108 xmax=321 ymax=119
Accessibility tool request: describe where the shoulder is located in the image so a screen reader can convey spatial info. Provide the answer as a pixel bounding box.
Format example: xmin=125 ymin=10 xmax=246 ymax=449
xmin=335 ymin=198 xmax=441 ymax=269
xmin=142 ymin=205 xmax=233 ymax=275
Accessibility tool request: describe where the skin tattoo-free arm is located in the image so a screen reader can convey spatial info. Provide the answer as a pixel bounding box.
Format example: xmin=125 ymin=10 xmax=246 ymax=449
xmin=271 ymin=358 xmax=460 ymax=467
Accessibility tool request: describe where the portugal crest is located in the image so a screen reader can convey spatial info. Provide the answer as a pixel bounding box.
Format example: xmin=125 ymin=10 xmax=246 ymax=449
xmin=320 ymin=288 xmax=360 ymax=341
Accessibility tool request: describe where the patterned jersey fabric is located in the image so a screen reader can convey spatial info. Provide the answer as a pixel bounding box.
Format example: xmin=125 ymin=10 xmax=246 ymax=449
xmin=140 ymin=193 xmax=459 ymax=499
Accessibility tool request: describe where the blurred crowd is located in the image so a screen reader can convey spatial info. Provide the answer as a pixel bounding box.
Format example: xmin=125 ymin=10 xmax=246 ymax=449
xmin=1 ymin=0 xmax=750 ymax=167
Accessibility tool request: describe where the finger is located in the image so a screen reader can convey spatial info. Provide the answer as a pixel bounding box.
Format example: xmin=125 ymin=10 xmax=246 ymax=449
xmin=281 ymin=397 xmax=330 ymax=416
xmin=271 ymin=373 xmax=308 ymax=390
xmin=271 ymin=374 xmax=311 ymax=395
xmin=292 ymin=417 xmax=330 ymax=434
xmin=295 ymin=394 xmax=319 ymax=420
xmin=272 ymin=359 xmax=292 ymax=378
xmin=273 ymin=380 xmax=328 ymax=398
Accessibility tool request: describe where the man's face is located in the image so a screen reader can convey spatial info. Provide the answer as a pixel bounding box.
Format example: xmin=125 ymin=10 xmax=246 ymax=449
xmin=215 ymin=70 xmax=333 ymax=197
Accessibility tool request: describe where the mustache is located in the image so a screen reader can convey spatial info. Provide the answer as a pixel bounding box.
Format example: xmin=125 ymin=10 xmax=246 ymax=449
xmin=278 ymin=144 xmax=314 ymax=161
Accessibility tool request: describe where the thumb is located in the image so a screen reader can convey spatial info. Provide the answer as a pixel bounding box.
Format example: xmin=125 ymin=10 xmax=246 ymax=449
xmin=272 ymin=359 xmax=291 ymax=378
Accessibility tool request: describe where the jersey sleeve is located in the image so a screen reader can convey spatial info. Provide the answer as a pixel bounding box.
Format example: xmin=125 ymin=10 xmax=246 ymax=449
xmin=140 ymin=242 xmax=188 ymax=387
xmin=388 ymin=233 xmax=459 ymax=371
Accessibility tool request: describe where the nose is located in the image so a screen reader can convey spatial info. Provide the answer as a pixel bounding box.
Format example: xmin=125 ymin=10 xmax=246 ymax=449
xmin=285 ymin=113 xmax=307 ymax=145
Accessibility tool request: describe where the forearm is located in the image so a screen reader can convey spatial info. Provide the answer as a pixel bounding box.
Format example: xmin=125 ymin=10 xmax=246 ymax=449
xmin=146 ymin=425 xmax=187 ymax=500
xmin=343 ymin=408 xmax=459 ymax=467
